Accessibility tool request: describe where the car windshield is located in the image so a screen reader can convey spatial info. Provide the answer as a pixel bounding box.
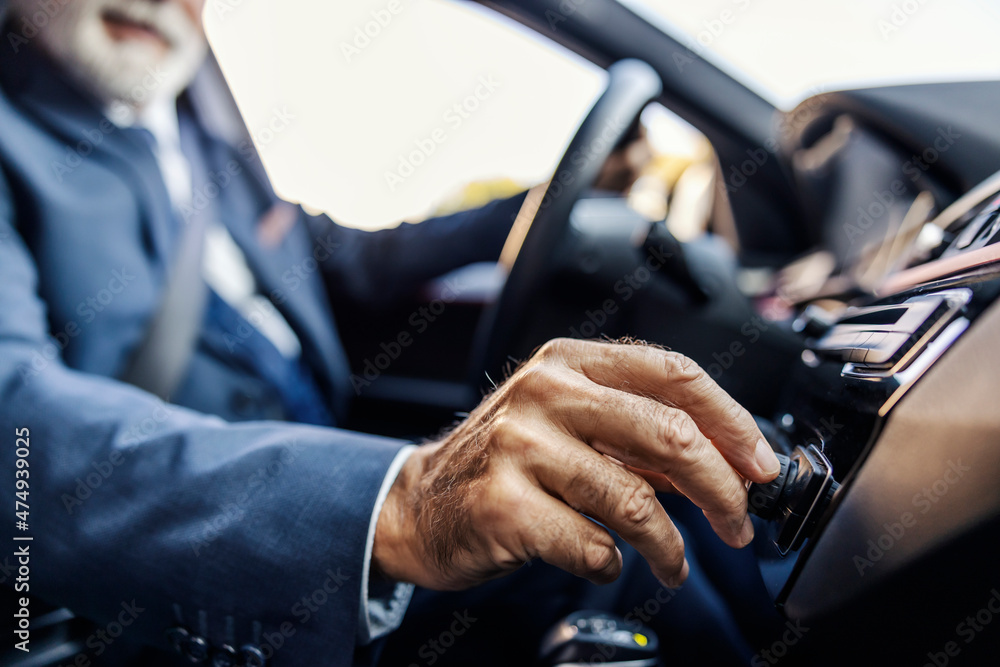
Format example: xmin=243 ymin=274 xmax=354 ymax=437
xmin=205 ymin=0 xmax=708 ymax=232
xmin=620 ymin=0 xmax=1000 ymax=109
xmin=205 ymin=0 xmax=607 ymax=229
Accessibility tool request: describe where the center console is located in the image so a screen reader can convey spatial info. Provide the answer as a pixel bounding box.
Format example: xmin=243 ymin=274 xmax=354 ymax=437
xmin=747 ymin=170 xmax=1000 ymax=619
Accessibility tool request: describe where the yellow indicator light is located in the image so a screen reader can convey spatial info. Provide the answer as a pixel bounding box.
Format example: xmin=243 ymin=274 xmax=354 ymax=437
xmin=633 ymin=633 xmax=648 ymax=647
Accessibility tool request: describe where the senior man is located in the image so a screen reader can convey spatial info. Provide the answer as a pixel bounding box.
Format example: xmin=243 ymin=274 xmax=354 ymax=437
xmin=0 ymin=0 xmax=781 ymax=665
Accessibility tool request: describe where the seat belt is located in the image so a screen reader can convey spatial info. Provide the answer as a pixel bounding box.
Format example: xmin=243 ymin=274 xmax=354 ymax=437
xmin=119 ymin=135 xmax=209 ymax=400
xmin=118 ymin=57 xmax=259 ymax=401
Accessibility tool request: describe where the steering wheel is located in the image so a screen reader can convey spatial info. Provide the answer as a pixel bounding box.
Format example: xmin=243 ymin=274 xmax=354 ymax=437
xmin=469 ymin=59 xmax=663 ymax=382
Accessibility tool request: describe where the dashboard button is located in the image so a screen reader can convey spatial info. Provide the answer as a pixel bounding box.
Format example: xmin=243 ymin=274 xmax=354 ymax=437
xmin=863 ymin=332 xmax=911 ymax=366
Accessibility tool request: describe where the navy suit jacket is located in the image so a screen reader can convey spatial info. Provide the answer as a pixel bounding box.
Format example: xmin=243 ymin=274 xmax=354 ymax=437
xmin=0 ymin=37 xmax=522 ymax=665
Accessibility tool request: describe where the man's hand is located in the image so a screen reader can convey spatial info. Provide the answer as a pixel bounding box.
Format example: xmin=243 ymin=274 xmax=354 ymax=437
xmin=373 ymin=338 xmax=780 ymax=591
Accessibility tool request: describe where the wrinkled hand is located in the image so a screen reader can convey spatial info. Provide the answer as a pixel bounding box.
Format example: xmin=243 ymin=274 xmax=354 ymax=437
xmin=373 ymin=338 xmax=780 ymax=591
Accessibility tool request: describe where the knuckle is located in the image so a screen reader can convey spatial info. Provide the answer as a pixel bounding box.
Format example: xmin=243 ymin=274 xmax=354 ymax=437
xmin=515 ymin=364 xmax=568 ymax=400
xmin=662 ymin=351 xmax=704 ymax=385
xmin=666 ymin=535 xmax=687 ymax=571
xmin=501 ymin=478 xmax=531 ymax=514
xmin=584 ymin=387 xmax=629 ymax=435
xmin=569 ymin=455 xmax=608 ymax=509
xmin=617 ymin=480 xmax=659 ymax=528
xmin=491 ymin=411 xmax=537 ymax=457
xmin=581 ymin=540 xmax=618 ymax=577
xmin=537 ymin=337 xmax=575 ymax=361
xmin=477 ymin=475 xmax=508 ymax=517
xmin=656 ymin=411 xmax=699 ymax=458
xmin=488 ymin=542 xmax=525 ymax=570
xmin=724 ymin=400 xmax=754 ymax=434
xmin=718 ymin=478 xmax=748 ymax=517
xmin=485 ymin=475 xmax=531 ymax=525
xmin=487 ymin=409 xmax=514 ymax=439
xmin=700 ymin=399 xmax=755 ymax=447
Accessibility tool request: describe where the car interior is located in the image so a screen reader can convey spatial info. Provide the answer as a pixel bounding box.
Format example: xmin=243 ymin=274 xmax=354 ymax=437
xmin=331 ymin=1 xmax=1000 ymax=664
xmin=6 ymin=0 xmax=1000 ymax=664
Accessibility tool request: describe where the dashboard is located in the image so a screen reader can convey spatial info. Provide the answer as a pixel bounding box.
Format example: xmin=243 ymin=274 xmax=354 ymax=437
xmin=748 ymin=166 xmax=1000 ymax=660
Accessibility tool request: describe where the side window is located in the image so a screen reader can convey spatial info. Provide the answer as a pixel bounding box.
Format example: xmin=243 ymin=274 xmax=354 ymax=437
xmin=205 ymin=0 xmax=606 ymax=229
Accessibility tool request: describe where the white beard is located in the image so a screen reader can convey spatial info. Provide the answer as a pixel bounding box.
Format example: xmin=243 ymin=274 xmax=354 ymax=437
xmin=9 ymin=0 xmax=207 ymax=111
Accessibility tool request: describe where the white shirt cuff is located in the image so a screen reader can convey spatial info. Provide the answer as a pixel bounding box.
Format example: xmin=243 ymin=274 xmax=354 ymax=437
xmin=357 ymin=444 xmax=418 ymax=645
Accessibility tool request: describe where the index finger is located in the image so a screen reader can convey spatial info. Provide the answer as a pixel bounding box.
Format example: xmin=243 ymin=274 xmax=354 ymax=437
xmin=559 ymin=340 xmax=781 ymax=484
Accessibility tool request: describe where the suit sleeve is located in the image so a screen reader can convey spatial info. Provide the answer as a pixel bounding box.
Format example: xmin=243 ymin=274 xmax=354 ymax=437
xmin=0 ymin=171 xmax=408 ymax=665
xmin=310 ymin=191 xmax=527 ymax=306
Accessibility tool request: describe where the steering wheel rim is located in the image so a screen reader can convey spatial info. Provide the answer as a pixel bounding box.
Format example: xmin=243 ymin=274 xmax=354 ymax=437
xmin=469 ymin=59 xmax=663 ymax=384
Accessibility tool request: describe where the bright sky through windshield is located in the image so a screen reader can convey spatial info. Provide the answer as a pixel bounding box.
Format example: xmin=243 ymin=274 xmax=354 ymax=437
xmin=206 ymin=0 xmax=1000 ymax=230
xmin=206 ymin=0 xmax=605 ymax=229
xmin=622 ymin=0 xmax=1000 ymax=108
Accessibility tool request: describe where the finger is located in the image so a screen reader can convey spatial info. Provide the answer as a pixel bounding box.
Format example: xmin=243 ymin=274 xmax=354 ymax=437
xmin=515 ymin=359 xmax=751 ymax=547
xmin=561 ymin=340 xmax=780 ymax=483
xmin=624 ymin=464 xmax=677 ymax=494
xmin=512 ymin=484 xmax=625 ymax=586
xmin=538 ymin=371 xmax=752 ymax=547
xmin=529 ymin=432 xmax=690 ymax=587
xmin=606 ymin=455 xmax=677 ymax=494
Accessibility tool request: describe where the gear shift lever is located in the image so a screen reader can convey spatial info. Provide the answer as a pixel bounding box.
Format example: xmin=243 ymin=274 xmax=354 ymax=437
xmin=539 ymin=611 xmax=660 ymax=667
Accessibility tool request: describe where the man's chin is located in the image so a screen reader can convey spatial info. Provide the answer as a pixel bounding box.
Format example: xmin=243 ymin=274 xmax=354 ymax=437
xmin=77 ymin=30 xmax=207 ymax=111
xmin=84 ymin=46 xmax=171 ymax=105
